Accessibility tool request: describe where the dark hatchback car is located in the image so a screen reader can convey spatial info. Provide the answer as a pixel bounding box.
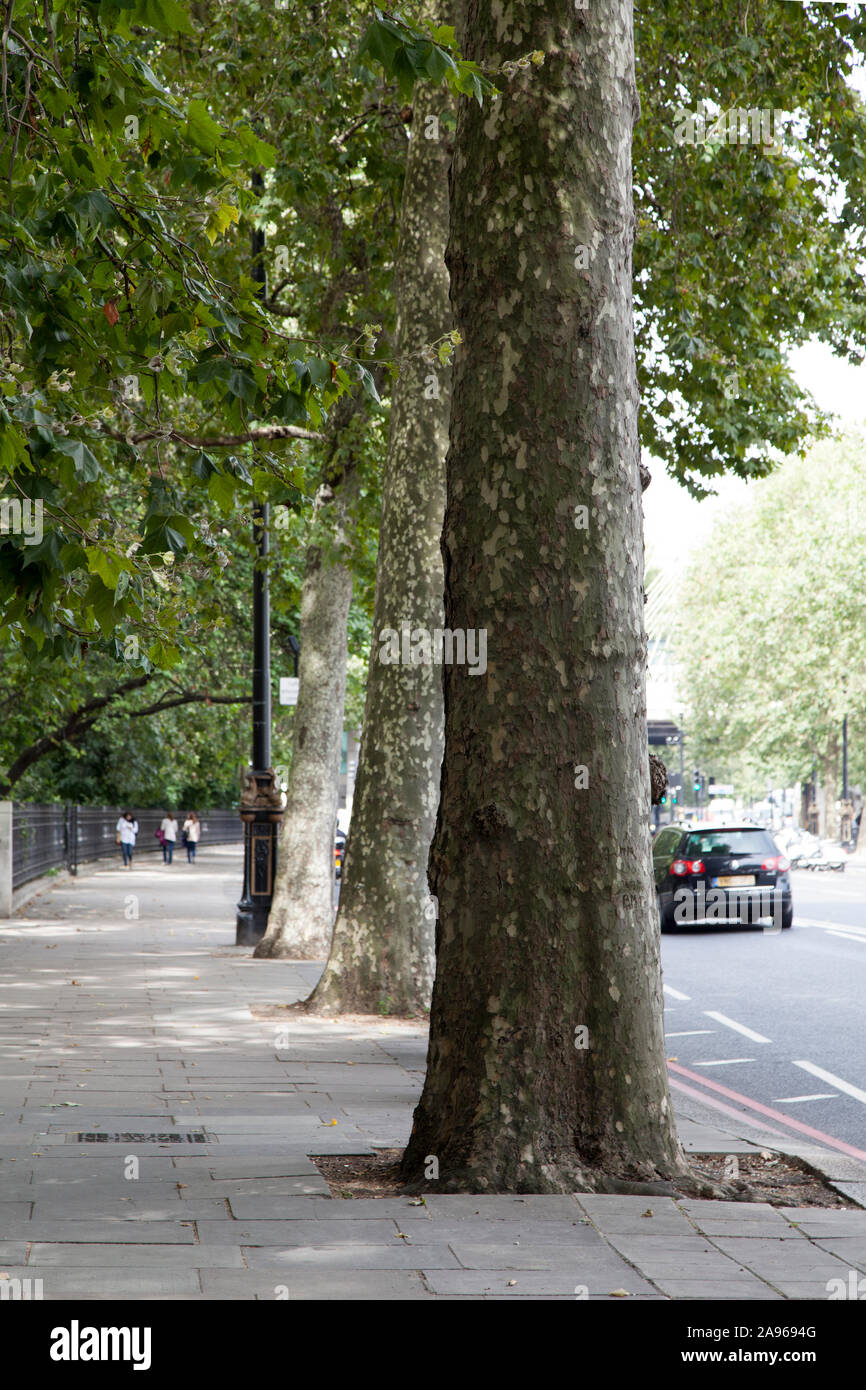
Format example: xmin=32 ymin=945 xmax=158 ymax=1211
xmin=652 ymin=824 xmax=793 ymax=932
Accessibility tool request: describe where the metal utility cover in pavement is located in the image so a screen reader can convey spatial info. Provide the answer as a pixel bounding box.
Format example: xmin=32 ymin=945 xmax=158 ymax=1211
xmin=74 ymin=1131 xmax=209 ymax=1143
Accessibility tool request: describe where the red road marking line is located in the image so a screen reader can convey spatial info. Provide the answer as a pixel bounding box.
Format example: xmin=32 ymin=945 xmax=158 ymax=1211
xmin=668 ymin=1060 xmax=866 ymax=1163
xmin=668 ymin=1076 xmax=792 ymax=1140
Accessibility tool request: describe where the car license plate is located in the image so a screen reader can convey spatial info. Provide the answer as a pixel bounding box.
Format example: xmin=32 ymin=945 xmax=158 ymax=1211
xmin=716 ymin=874 xmax=756 ymax=888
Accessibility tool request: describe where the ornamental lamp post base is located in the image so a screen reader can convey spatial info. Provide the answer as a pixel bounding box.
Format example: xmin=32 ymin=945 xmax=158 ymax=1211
xmin=236 ymin=768 xmax=283 ymax=946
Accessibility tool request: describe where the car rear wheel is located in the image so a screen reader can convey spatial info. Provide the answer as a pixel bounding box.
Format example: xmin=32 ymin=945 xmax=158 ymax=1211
xmin=781 ymin=901 xmax=793 ymax=929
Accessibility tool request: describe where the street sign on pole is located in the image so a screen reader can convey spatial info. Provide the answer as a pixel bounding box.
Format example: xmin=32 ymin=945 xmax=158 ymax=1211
xmin=279 ymin=677 xmax=299 ymax=706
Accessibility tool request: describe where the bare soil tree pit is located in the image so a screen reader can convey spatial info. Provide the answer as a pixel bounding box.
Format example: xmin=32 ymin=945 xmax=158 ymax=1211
xmin=310 ymin=1148 xmax=858 ymax=1209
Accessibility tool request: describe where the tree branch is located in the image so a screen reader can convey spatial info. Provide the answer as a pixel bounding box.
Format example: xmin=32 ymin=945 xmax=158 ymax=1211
xmin=117 ymin=690 xmax=252 ymax=719
xmin=0 ymin=674 xmax=152 ymax=794
xmin=99 ymin=423 xmax=322 ymax=447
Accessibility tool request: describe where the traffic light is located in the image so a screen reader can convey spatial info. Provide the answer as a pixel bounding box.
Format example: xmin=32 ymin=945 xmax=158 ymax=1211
xmin=693 ymin=768 xmax=701 ymax=792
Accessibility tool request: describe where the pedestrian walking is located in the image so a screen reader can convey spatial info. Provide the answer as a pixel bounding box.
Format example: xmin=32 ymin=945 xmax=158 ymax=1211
xmin=116 ymin=811 xmax=138 ymax=868
xmin=159 ymin=811 xmax=178 ymax=864
xmin=182 ymin=811 xmax=200 ymax=863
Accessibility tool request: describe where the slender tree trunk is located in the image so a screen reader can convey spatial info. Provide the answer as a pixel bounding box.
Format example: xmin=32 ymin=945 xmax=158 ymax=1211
xmin=254 ymin=486 xmax=353 ymax=960
xmin=402 ymin=0 xmax=687 ymax=1192
xmin=307 ymin=79 xmax=452 ymax=1015
xmin=819 ymin=742 xmax=839 ymax=840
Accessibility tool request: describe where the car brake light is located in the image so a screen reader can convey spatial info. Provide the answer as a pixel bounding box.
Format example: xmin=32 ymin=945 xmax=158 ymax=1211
xmin=671 ymin=859 xmax=704 ymax=875
xmin=762 ymin=855 xmax=789 ymax=872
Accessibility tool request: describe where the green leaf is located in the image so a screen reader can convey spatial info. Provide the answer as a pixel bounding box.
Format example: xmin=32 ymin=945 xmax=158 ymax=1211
xmin=207 ymin=471 xmax=236 ymax=512
xmin=54 ymin=440 xmax=100 ymax=482
xmin=205 ymin=202 xmax=239 ymax=244
xmin=186 ymin=98 xmax=222 ymax=154
xmin=190 ymin=451 xmax=218 ymax=481
xmin=226 ymin=368 xmax=258 ymax=406
xmin=0 ymin=424 xmax=29 ymax=471
xmin=146 ymin=636 xmax=182 ymax=668
xmin=85 ymin=547 xmax=124 ymax=588
xmin=84 ymin=575 xmax=120 ymax=637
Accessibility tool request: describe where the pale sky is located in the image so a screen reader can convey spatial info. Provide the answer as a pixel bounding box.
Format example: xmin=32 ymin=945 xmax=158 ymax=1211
xmin=644 ymin=48 xmax=866 ymax=572
xmin=643 ymin=340 xmax=866 ymax=575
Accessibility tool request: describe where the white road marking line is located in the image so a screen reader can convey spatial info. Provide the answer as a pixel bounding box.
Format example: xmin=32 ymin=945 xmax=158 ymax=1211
xmin=796 ymin=917 xmax=866 ymax=935
xmin=824 ymin=930 xmax=866 ymax=945
xmin=664 ymin=1030 xmax=715 ymax=1037
xmin=663 ymin=985 xmax=690 ymax=1001
xmin=703 ymin=1010 xmax=771 ymax=1044
xmin=792 ymin=1060 xmax=866 ymax=1106
xmin=693 ymin=1058 xmax=755 ymax=1066
xmin=773 ymin=1093 xmax=839 ymax=1104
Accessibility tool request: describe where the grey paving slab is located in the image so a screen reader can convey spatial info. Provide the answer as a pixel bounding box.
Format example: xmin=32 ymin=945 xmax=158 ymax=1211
xmin=604 ymin=1237 xmax=758 ymax=1280
xmin=172 ymin=1158 xmax=331 ymax=1181
xmin=576 ymin=1195 xmax=696 ymax=1235
xmin=677 ymin=1200 xmax=782 ymax=1221
xmin=448 ymin=1242 xmax=633 ymax=1272
xmin=31 ymin=1200 xmax=230 ymax=1220
xmin=243 ymin=1244 xmax=462 ymax=1270
xmin=20 ymin=1158 xmax=179 ymax=1175
xmin=766 ymin=1278 xmax=852 ymax=1299
xmin=0 ymin=1219 xmax=196 ymax=1243
xmin=690 ymin=1221 xmax=806 ymax=1239
xmin=0 ymin=1202 xmax=33 ymax=1220
xmin=226 ymin=1196 xmax=427 ymax=1220
xmin=650 ymin=1279 xmax=782 ymax=1300
xmin=200 ymin=1269 xmax=431 ymax=1299
xmin=780 ymin=1207 xmax=866 ymax=1231
xmin=806 ymin=1238 xmax=866 ymax=1268
xmin=421 ymin=1195 xmax=582 ymax=1221
xmin=196 ymin=1218 xmax=406 ymax=1246
xmin=0 ymin=1267 xmax=201 ymax=1298
xmin=709 ymin=1236 xmax=854 ymax=1274
xmin=420 ymin=1268 xmax=662 ymax=1298
xmin=0 ymin=1243 xmax=28 ymax=1262
xmin=831 ymin=1183 xmax=866 ymax=1207
xmin=29 ymin=1243 xmax=244 ymax=1267
xmin=400 ymin=1219 xmax=601 ymax=1246
xmin=177 ymin=1182 xmax=331 ymax=1202
xmin=770 ymin=1149 xmax=866 ymax=1182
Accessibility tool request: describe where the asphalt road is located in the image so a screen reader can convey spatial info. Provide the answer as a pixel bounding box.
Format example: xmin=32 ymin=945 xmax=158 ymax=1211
xmin=661 ymin=863 xmax=866 ymax=1158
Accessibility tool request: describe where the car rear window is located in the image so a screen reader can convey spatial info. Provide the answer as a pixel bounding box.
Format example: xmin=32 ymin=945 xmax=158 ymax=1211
xmin=682 ymin=830 xmax=775 ymax=857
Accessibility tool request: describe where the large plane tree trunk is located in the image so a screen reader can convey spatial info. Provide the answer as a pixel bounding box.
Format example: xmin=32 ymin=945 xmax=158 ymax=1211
xmin=254 ymin=473 xmax=353 ymax=960
xmin=307 ymin=76 xmax=451 ymax=1015
xmin=401 ymin=0 xmax=688 ymax=1192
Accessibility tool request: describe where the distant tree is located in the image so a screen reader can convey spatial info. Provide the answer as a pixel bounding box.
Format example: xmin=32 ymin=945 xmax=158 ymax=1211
xmin=676 ymin=432 xmax=866 ymax=836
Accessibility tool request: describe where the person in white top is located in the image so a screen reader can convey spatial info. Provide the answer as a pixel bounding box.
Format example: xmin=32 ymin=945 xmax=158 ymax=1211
xmin=116 ymin=811 xmax=138 ymax=868
xmin=182 ymin=812 xmax=200 ymax=863
xmin=159 ymin=812 xmax=178 ymax=864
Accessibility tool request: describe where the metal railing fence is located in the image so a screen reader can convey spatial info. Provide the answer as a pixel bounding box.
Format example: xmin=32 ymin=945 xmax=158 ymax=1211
xmin=11 ymin=803 xmax=241 ymax=890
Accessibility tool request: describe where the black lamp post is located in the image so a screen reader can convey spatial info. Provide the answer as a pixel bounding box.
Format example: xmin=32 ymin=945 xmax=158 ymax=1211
xmin=235 ymin=194 xmax=283 ymax=945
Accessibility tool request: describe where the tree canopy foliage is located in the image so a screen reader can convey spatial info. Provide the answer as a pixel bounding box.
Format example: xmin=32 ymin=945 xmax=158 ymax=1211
xmin=675 ymin=431 xmax=866 ymax=802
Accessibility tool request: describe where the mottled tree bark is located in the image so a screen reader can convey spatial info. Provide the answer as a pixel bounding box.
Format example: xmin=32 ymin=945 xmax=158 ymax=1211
xmin=307 ymin=78 xmax=452 ymax=1015
xmin=402 ymin=0 xmax=688 ymax=1191
xmin=254 ymin=474 xmax=353 ymax=960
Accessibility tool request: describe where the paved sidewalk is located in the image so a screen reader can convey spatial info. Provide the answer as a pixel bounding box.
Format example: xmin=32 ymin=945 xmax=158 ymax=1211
xmin=1 ymin=850 xmax=866 ymax=1301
